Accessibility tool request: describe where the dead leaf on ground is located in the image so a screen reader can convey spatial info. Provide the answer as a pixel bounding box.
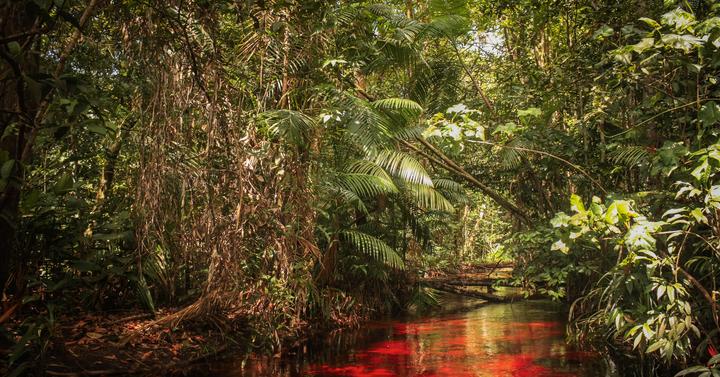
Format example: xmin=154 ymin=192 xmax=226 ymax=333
xmin=86 ymin=332 xmax=103 ymax=339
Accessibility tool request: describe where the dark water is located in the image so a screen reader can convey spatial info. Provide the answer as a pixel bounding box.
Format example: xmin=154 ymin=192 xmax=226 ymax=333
xmin=209 ymin=299 xmax=617 ymax=377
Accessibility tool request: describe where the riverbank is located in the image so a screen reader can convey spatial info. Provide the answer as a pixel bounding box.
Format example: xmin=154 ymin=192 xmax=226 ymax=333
xmin=3 ymin=265 xmax=521 ymax=376
xmin=3 ymin=290 xmax=503 ymax=375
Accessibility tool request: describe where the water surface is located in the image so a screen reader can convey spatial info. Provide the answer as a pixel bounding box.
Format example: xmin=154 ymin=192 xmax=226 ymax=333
xmin=211 ymin=299 xmax=615 ymax=377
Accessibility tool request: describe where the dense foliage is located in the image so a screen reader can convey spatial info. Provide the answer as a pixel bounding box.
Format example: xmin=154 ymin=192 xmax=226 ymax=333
xmin=1 ymin=0 xmax=719 ymax=376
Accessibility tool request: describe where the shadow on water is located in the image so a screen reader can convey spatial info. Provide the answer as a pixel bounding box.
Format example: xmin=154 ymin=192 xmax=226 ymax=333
xmin=202 ymin=297 xmax=619 ymax=377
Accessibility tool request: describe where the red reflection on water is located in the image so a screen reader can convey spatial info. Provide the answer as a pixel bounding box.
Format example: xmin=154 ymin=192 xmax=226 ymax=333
xmin=308 ymin=314 xmax=601 ymax=377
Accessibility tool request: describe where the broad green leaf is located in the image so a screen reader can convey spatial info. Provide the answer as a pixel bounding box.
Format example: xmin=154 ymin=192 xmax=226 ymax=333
xmin=593 ymin=25 xmax=614 ymax=40
xmin=570 ymin=194 xmax=585 ymax=214
xmin=1 ymin=159 xmax=14 ymax=179
xmin=633 ymin=38 xmax=655 ymax=53
xmin=691 ymin=159 xmax=709 ymax=181
xmin=699 ymin=101 xmax=720 ymax=126
xmin=551 ymin=240 xmax=569 ymax=254
xmin=639 ymin=17 xmax=661 ymax=29
xmin=661 ymin=9 xmax=696 ymax=30
xmin=517 ymin=107 xmax=542 ymax=118
xmin=657 ymin=285 xmax=666 ymax=299
xmin=690 ymin=208 xmax=708 ymax=224
xmin=550 ymin=212 xmax=571 ymax=228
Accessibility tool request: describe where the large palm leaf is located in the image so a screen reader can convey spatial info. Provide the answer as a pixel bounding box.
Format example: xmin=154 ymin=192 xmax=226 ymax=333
xmin=260 ymin=110 xmax=317 ymax=146
xmin=340 ymin=230 xmax=405 ymax=269
xmin=371 ymin=150 xmax=434 ymax=186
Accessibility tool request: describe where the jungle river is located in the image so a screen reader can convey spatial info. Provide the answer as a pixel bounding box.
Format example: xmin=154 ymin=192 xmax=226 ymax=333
xmin=207 ymin=299 xmax=618 ymax=377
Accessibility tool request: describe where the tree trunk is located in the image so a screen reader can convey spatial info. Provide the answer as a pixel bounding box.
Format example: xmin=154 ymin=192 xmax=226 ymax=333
xmin=0 ymin=2 xmax=40 ymax=293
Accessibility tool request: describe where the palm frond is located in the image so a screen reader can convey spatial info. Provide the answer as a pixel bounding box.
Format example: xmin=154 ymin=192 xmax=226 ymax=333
xmin=498 ymin=138 xmax=533 ymax=170
xmin=334 ymin=94 xmax=394 ymax=149
xmin=330 ymin=185 xmax=369 ymax=214
xmin=371 ymin=98 xmax=423 ymax=116
xmin=433 ymin=178 xmax=464 ymax=192
xmin=367 ymin=3 xmax=400 ymax=20
xmin=609 ymin=145 xmax=651 ymax=167
xmin=334 ymin=6 xmax=361 ymax=26
xmin=372 ymin=150 xmax=433 ymax=186
xmin=433 ymin=178 xmax=467 ymax=204
xmin=427 ymin=0 xmax=470 ymax=17
xmin=340 ymin=230 xmax=405 ymax=269
xmin=336 ymin=173 xmax=398 ymax=198
xmin=405 ymin=182 xmax=455 ymax=213
xmin=260 ymin=110 xmax=317 ymax=146
xmin=424 ymin=15 xmax=470 ymax=38
xmin=346 ymin=159 xmax=394 ymax=182
xmin=393 ymin=126 xmax=426 ymax=141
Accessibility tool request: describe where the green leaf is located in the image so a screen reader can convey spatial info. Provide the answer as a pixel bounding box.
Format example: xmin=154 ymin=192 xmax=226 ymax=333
xmin=1 ymin=159 xmax=15 ymax=179
xmin=53 ymin=174 xmax=74 ymax=193
xmin=661 ymin=9 xmax=696 ymax=30
xmin=691 ymin=159 xmax=709 ymax=182
xmin=340 ymin=230 xmax=404 ymax=269
xmin=550 ymin=212 xmax=571 ymax=228
xmin=661 ymin=34 xmax=703 ymax=52
xmin=646 ymin=340 xmax=665 ymax=353
xmin=593 ymin=25 xmax=614 ymax=40
xmin=633 ymin=38 xmax=655 ymax=53
xmin=699 ymin=101 xmax=720 ymax=126
xmin=570 ymin=194 xmax=586 ymax=214
xmin=371 ymin=98 xmax=423 ymax=115
xmin=517 ymin=107 xmax=542 ymax=118
xmin=709 ymin=354 xmax=720 ymax=365
xmin=605 ymin=202 xmax=619 ymax=224
xmin=92 ymin=231 xmax=134 ymax=242
xmin=551 ymin=239 xmax=569 ymax=254
xmin=321 ymin=58 xmax=348 ymax=68
xmin=261 ymin=110 xmax=317 ymax=147
xmin=657 ymin=285 xmax=666 ymax=299
xmin=690 ymin=208 xmax=708 ymax=224
xmin=71 ymin=260 xmax=101 ymax=272
xmin=372 ymin=150 xmax=433 ymax=186
xmin=633 ymin=332 xmax=643 ymax=349
xmin=7 ymin=41 xmax=21 ymax=55
xmin=675 ymin=366 xmax=711 ymax=377
xmin=639 ymin=17 xmax=661 ymax=29
xmin=405 ymin=183 xmax=455 ymax=213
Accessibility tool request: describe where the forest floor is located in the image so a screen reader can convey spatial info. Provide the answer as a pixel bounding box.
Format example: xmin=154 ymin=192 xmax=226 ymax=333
xmin=24 ymin=308 xmax=232 ymax=376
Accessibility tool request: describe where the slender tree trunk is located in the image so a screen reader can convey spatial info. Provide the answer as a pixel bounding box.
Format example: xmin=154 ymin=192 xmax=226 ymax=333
xmin=0 ymin=0 xmax=100 ymax=293
xmin=0 ymin=2 xmax=40 ymax=293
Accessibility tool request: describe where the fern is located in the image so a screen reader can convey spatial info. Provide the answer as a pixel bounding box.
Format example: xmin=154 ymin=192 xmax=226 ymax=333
xmin=340 ymin=230 xmax=405 ymax=269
